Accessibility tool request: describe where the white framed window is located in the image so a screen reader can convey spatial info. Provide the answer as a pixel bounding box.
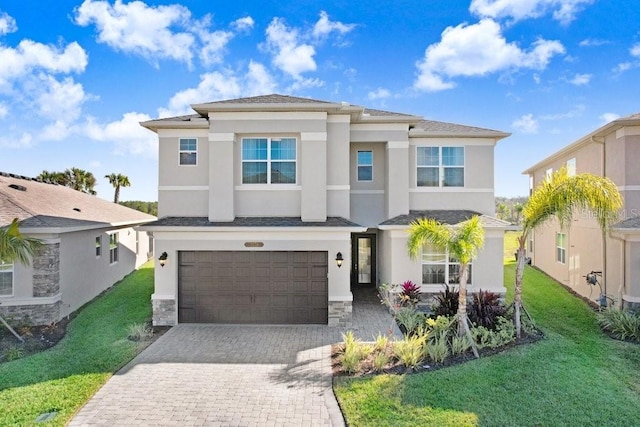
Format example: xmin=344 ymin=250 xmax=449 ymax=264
xmin=556 ymin=232 xmax=566 ymax=264
xmin=95 ymin=236 xmax=102 ymax=257
xmin=357 ymin=150 xmax=373 ymax=181
xmin=135 ymin=231 xmax=140 ymax=254
xmin=421 ymin=243 xmax=471 ymax=285
xmin=545 ymin=168 xmax=553 ymax=181
xmin=109 ymin=233 xmax=119 ymax=264
xmin=179 ymin=138 xmax=197 ymax=165
xmin=0 ymin=261 xmax=13 ymax=297
xmin=417 ymin=146 xmax=464 ymax=187
xmin=242 ymin=137 xmax=296 ymax=184
xmin=567 ymin=158 xmax=576 ymax=176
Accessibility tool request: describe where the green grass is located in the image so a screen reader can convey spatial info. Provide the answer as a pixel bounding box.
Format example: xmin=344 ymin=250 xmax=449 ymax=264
xmin=503 ymin=230 xmax=520 ymax=263
xmin=334 ymin=262 xmax=640 ymax=426
xmin=0 ymin=262 xmax=154 ymax=426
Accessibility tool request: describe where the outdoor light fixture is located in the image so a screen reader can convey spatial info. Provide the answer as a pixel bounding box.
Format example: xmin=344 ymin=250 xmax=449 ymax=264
xmin=335 ymin=252 xmax=344 ymax=268
xmin=158 ymin=252 xmax=168 ymax=267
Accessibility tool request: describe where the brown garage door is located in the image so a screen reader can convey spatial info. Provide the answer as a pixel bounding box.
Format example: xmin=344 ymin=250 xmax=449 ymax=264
xmin=178 ymin=251 xmax=328 ymax=324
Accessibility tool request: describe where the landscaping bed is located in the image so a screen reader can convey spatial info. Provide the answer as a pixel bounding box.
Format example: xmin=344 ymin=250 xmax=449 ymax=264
xmin=0 ymin=318 xmax=70 ymax=363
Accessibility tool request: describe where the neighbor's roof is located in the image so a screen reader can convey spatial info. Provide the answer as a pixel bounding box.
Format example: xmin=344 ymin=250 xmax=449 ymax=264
xmin=379 ymin=210 xmax=514 ymax=229
xmin=141 ymin=94 xmax=508 ymax=138
xmin=522 ymin=112 xmax=640 ymax=175
xmin=612 ymin=215 xmax=640 ymax=230
xmin=0 ymin=173 xmax=156 ymax=233
xmin=140 ymin=216 xmax=364 ymax=229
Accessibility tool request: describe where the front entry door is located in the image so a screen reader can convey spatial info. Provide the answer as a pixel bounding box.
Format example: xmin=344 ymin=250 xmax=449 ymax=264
xmin=351 ymin=234 xmax=376 ymax=287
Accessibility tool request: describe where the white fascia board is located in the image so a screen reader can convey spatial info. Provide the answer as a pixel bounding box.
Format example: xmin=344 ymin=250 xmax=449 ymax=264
xmin=409 ymin=137 xmax=496 ymax=146
xmin=350 ymin=123 xmax=409 ymax=132
xmin=209 ymin=111 xmax=327 ymax=121
xmin=158 ymin=128 xmax=209 ymax=138
xmin=148 ymin=227 xmax=367 ymax=237
xmin=21 ymin=220 xmax=154 ymax=235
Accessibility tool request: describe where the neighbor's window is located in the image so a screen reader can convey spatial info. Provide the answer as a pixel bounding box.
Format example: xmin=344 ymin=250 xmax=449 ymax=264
xmin=556 ymin=232 xmax=566 ymax=264
xmin=0 ymin=262 xmax=13 ymax=296
xmin=357 ymin=150 xmax=373 ymax=181
xmin=545 ymin=168 xmax=553 ymax=181
xmin=567 ymin=158 xmax=576 ymax=176
xmin=242 ymin=138 xmax=296 ymax=184
xmin=421 ymin=243 xmax=472 ymax=285
xmin=179 ymin=138 xmax=197 ymax=165
xmin=95 ymin=236 xmax=102 ymax=257
xmin=109 ymin=233 xmax=119 ymax=264
xmin=417 ymin=146 xmax=464 ymax=187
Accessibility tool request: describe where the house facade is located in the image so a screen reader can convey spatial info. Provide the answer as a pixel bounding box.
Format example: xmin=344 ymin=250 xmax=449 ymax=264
xmin=523 ymin=113 xmax=640 ymax=310
xmin=141 ymin=94 xmax=511 ymax=327
xmin=0 ymin=173 xmax=155 ymax=325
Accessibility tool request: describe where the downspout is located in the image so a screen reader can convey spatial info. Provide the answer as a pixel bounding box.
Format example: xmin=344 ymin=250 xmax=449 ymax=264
xmin=591 ymin=135 xmax=607 ymax=297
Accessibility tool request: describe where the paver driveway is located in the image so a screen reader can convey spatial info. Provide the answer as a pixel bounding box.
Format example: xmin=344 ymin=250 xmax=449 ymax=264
xmin=70 ymin=324 xmax=345 ymax=426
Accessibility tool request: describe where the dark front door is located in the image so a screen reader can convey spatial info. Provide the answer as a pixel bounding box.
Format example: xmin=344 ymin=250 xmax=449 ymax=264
xmin=351 ymin=234 xmax=376 ymax=288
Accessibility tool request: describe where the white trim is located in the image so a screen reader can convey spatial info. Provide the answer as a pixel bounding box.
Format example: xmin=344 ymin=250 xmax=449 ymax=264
xmin=350 ymin=123 xmax=408 ymax=131
xmin=327 ymin=185 xmax=350 ymax=191
xmin=327 ymin=115 xmax=351 ymax=123
xmin=416 ymin=145 xmax=465 ymax=188
xmin=210 ymin=111 xmax=327 ymax=121
xmin=159 ymin=186 xmax=209 ymax=191
xmin=152 ymin=294 xmax=175 ymax=301
xmin=149 ymin=228 xmax=366 ymax=237
xmin=616 ymin=126 xmax=640 ymax=138
xmin=235 ymin=185 xmax=301 ymax=191
xmin=19 ymin=221 xmax=154 ymax=235
xmin=158 ymin=129 xmax=208 ymax=138
xmin=0 ymin=293 xmax=62 ymax=306
xmin=300 ymin=132 xmax=327 ymax=141
xmin=350 ymin=190 xmax=384 ymax=195
xmin=209 ymin=132 xmax=235 ymax=142
xmin=409 ymin=187 xmax=493 ymax=193
xmin=619 ymin=186 xmax=640 ymax=191
xmin=330 ymin=295 xmax=354 ymax=302
xmin=622 ymin=294 xmax=640 ymax=303
xmin=241 ymin=137 xmax=298 ymax=185
xmin=409 ymin=138 xmax=495 ymax=146
xmin=386 ymin=140 xmax=409 ymax=149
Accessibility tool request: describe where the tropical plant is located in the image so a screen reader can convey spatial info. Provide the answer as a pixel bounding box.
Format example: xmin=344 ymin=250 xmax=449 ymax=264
xmin=372 ymin=333 xmax=390 ymax=352
xmin=372 ymin=351 xmax=390 ymax=372
xmin=468 ymin=290 xmax=506 ymax=329
xmin=472 ymin=316 xmax=516 ymax=349
xmin=394 ymin=307 xmax=424 ymax=335
xmin=450 ymin=334 xmax=472 ymax=355
xmin=105 ymin=173 xmax=131 ymax=203
xmin=393 ymin=334 xmax=426 ymax=369
xmin=513 ymin=168 xmax=622 ymax=337
xmin=424 ymin=331 xmax=449 ymax=363
xmin=432 ymin=284 xmax=459 ymax=317
xmin=408 ymin=216 xmax=485 ymax=358
xmin=38 ymin=167 xmax=97 ymax=195
xmin=596 ymin=308 xmax=640 ymax=342
xmin=399 ymin=280 xmax=421 ymax=307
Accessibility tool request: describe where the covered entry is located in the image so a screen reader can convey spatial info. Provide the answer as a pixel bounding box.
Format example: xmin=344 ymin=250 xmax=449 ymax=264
xmin=178 ymin=251 xmax=328 ymax=324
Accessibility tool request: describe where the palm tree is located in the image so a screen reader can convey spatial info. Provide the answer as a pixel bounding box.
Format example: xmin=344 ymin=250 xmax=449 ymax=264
xmin=65 ymin=167 xmax=97 ymax=195
xmin=104 ymin=173 xmax=131 ymax=203
xmin=0 ymin=218 xmax=42 ymax=341
xmin=513 ymin=168 xmax=622 ymax=337
xmin=408 ymin=215 xmax=485 ymax=358
xmin=36 ymin=170 xmax=65 ymax=185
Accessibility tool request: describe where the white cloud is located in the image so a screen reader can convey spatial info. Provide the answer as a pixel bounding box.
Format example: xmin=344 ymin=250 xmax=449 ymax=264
xmin=0 ymin=11 xmax=17 ymax=35
xmin=244 ymin=61 xmax=278 ymax=96
xmin=368 ymin=87 xmax=391 ymax=100
xmin=0 ymin=101 xmax=7 ymax=118
xmin=631 ymin=43 xmax=640 ymax=58
xmin=512 ymin=114 xmax=538 ymax=133
xmin=192 ymin=15 xmax=234 ymax=66
xmin=599 ymin=113 xmax=620 ymax=124
xmin=265 ymin=17 xmax=317 ymax=79
xmin=0 ymin=132 xmax=33 ymax=148
xmin=579 ymin=38 xmax=609 ymax=47
xmin=232 ymin=16 xmax=254 ymax=32
xmin=84 ymin=112 xmax=157 ymax=158
xmin=414 ymin=19 xmax=564 ymax=91
xmin=539 ymin=105 xmax=584 ymax=120
xmin=312 ymin=11 xmax=356 ymax=40
xmin=569 ymin=73 xmax=591 ymax=85
xmin=469 ymin=0 xmax=594 ymax=25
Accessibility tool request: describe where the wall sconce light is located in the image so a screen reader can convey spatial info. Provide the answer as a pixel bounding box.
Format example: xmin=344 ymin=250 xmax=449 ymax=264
xmin=335 ymin=252 xmax=344 ymax=268
xmin=158 ymin=252 xmax=168 ymax=267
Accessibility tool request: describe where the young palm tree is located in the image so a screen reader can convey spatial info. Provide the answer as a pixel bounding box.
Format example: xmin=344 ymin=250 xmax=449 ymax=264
xmin=408 ymin=215 xmax=484 ymax=358
xmin=65 ymin=167 xmax=97 ymax=195
xmin=104 ymin=173 xmax=131 ymax=203
xmin=0 ymin=218 xmax=42 ymax=341
xmin=514 ymin=168 xmax=622 ymax=337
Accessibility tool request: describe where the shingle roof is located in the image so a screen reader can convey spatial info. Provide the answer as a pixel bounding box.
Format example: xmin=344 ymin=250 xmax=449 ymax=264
xmin=362 ymin=108 xmax=418 ymax=118
xmin=380 ymin=210 xmax=511 ymax=228
xmin=613 ymin=215 xmax=640 ymax=229
xmin=411 ymin=120 xmax=509 ymax=137
xmin=0 ymin=173 xmax=156 ymax=230
xmin=199 ymin=94 xmax=334 ymax=105
xmin=143 ymin=216 xmax=363 ymax=228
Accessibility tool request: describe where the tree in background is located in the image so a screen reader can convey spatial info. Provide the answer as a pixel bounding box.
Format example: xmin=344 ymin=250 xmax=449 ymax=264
xmin=120 ymin=201 xmax=157 ymax=217
xmin=37 ymin=168 xmax=97 ymax=195
xmin=104 ymin=173 xmax=131 ymax=203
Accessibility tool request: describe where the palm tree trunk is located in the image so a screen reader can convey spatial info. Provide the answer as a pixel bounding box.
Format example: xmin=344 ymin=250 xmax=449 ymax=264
xmin=114 ymin=185 xmax=120 ymax=203
xmin=514 ymin=237 xmax=527 ymax=338
xmin=457 ymin=264 xmax=479 ymax=358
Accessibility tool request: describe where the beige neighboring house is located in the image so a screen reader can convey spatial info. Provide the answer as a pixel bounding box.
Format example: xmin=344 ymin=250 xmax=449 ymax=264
xmin=140 ymin=94 xmax=512 ymax=327
xmin=523 ymin=113 xmax=640 ymax=310
xmin=0 ymin=173 xmax=156 ymax=325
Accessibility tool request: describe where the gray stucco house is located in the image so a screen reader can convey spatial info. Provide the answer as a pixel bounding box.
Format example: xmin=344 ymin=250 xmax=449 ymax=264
xmin=140 ymin=94 xmax=511 ymax=327
xmin=0 ymin=173 xmax=156 ymax=325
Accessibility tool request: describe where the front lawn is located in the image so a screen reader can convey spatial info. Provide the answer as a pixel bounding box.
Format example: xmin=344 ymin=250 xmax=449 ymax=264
xmin=334 ymin=263 xmax=640 ymax=426
xmin=0 ymin=262 xmax=155 ymax=426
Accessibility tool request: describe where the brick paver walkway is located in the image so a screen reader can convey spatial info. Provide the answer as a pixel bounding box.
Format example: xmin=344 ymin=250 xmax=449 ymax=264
xmin=70 ymin=286 xmax=399 ymax=426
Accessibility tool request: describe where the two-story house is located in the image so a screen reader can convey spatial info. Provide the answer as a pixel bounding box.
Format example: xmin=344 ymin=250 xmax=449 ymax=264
xmin=140 ymin=94 xmax=511 ymax=327
xmin=523 ymin=113 xmax=640 ymax=310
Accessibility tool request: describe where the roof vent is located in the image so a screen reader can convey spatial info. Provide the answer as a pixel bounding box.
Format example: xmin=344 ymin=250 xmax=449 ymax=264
xmin=8 ymin=184 xmax=27 ymax=192
xmin=73 ymin=208 xmax=81 ymax=212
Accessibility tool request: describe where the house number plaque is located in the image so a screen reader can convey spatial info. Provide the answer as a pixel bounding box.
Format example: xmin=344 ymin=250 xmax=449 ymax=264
xmin=244 ymin=242 xmax=264 ymax=247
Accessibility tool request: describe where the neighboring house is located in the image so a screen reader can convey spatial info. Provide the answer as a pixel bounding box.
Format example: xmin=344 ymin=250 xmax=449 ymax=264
xmin=0 ymin=173 xmax=156 ymax=325
xmin=523 ymin=113 xmax=640 ymax=310
xmin=140 ymin=94 xmax=511 ymax=327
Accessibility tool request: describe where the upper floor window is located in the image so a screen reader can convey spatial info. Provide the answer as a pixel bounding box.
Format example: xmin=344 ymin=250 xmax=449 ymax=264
xmin=95 ymin=236 xmax=102 ymax=257
xmin=0 ymin=261 xmax=13 ymax=296
xmin=357 ymin=150 xmax=373 ymax=182
xmin=566 ymin=158 xmax=576 ymax=176
xmin=545 ymin=168 xmax=553 ymax=181
xmin=556 ymin=232 xmax=566 ymax=264
xmin=242 ymin=138 xmax=296 ymax=184
xmin=179 ymin=138 xmax=197 ymax=165
xmin=417 ymin=146 xmax=464 ymax=187
xmin=109 ymin=233 xmax=119 ymax=264
xmin=421 ymin=243 xmax=471 ymax=285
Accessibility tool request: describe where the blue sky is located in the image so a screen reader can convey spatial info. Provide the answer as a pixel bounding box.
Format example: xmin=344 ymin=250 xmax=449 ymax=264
xmin=1 ymin=0 xmax=638 ymax=202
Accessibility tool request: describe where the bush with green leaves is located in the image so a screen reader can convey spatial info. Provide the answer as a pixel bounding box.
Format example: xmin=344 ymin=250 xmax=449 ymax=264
xmin=451 ymin=334 xmax=472 ymax=355
xmin=432 ymin=284 xmax=459 ymax=317
xmin=597 ymin=307 xmax=640 ymax=342
xmin=472 ymin=316 xmax=516 ymax=349
xmin=340 ymin=331 xmax=371 ymax=373
xmin=395 ymin=307 xmax=425 ymax=335
xmin=127 ymin=322 xmax=154 ymax=341
xmin=373 ymin=333 xmax=390 ymax=352
xmin=372 ymin=351 xmax=390 ymax=372
xmin=393 ymin=334 xmax=426 ymax=369
xmin=425 ymin=331 xmax=450 ymax=363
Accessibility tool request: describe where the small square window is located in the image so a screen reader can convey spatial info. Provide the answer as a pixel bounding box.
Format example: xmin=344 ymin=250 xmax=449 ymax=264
xmin=567 ymin=158 xmax=576 ymax=176
xmin=0 ymin=262 xmax=13 ymax=296
xmin=357 ymin=150 xmax=373 ymax=181
xmin=556 ymin=232 xmax=566 ymax=264
xmin=109 ymin=233 xmax=119 ymax=264
xmin=95 ymin=236 xmax=102 ymax=257
xmin=179 ymin=138 xmax=197 ymax=165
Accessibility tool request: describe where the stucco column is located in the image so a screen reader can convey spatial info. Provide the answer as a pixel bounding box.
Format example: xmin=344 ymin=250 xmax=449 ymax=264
xmin=209 ymin=132 xmax=235 ymax=222
xmin=386 ymin=140 xmax=410 ymax=219
xmin=300 ymin=132 xmax=327 ymax=222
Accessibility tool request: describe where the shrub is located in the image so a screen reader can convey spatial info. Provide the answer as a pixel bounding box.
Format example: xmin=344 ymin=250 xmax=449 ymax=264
xmin=399 ymin=280 xmax=421 ymax=307
xmin=393 ymin=335 xmax=426 ymax=369
xmin=373 ymin=333 xmax=390 ymax=352
xmin=4 ymin=346 xmax=24 ymax=362
xmin=425 ymin=332 xmax=449 ymax=363
xmin=468 ymin=290 xmax=506 ymax=329
xmin=340 ymin=331 xmax=371 ymax=373
xmin=127 ymin=322 xmax=154 ymax=341
xmin=451 ymin=334 xmax=472 ymax=355
xmin=372 ymin=351 xmax=390 ymax=372
xmin=395 ymin=307 xmax=424 ymax=335
xmin=597 ymin=308 xmax=640 ymax=342
xmin=425 ymin=315 xmax=455 ymax=340
xmin=472 ymin=316 xmax=516 ymax=349
xmin=432 ymin=284 xmax=459 ymax=317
